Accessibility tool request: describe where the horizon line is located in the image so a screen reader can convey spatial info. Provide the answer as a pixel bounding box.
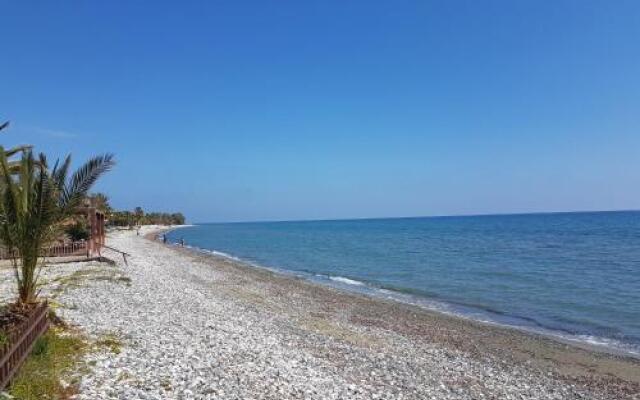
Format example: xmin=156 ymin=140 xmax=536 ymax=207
xmin=192 ymin=208 xmax=640 ymax=225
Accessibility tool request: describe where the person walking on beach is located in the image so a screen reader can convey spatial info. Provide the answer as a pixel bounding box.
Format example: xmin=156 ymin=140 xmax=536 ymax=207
xmin=180 ymin=238 xmax=185 ymax=247
xmin=162 ymin=234 xmax=167 ymax=244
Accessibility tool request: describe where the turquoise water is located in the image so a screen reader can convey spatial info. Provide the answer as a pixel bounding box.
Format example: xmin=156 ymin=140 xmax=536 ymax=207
xmin=167 ymin=211 xmax=640 ymax=355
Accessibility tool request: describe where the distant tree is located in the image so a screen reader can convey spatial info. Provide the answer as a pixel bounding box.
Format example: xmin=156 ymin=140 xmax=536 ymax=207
xmin=88 ymin=192 xmax=112 ymax=214
xmin=108 ymin=210 xmax=134 ymax=227
xmin=107 ymin=208 xmax=185 ymax=226
xmin=170 ymin=213 xmax=186 ymax=225
xmin=134 ymin=206 xmax=144 ymax=226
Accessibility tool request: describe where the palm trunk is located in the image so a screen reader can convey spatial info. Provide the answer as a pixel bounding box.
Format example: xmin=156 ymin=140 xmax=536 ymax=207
xmin=19 ymin=252 xmax=39 ymax=304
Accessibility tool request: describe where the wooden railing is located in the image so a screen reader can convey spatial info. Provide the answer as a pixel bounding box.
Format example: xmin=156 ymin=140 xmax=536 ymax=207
xmin=43 ymin=241 xmax=88 ymax=257
xmin=0 ymin=241 xmax=89 ymax=260
xmin=0 ymin=302 xmax=49 ymax=390
xmin=101 ymin=245 xmax=130 ymax=266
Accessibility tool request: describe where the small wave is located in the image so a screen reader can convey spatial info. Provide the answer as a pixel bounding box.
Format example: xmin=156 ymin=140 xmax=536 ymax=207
xmin=172 ymin=242 xmax=640 ymax=358
xmin=207 ymin=249 xmax=243 ymax=262
xmin=185 ymin=245 xmax=244 ymax=262
xmin=186 ymin=245 xmax=291 ymax=275
xmin=556 ymin=334 xmax=640 ymax=357
xmin=328 ymin=276 xmax=365 ymax=286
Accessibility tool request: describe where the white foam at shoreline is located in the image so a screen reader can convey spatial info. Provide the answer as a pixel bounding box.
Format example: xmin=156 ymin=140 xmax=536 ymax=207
xmin=328 ymin=276 xmax=365 ymax=286
xmin=203 ymin=248 xmax=243 ymax=262
xmin=171 ymin=241 xmax=640 ymax=359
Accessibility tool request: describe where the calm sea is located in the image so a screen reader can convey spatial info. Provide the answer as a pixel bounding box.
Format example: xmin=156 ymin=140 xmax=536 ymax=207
xmin=166 ymin=211 xmax=640 ymax=355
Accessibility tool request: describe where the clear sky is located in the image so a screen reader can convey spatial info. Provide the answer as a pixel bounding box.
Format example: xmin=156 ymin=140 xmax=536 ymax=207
xmin=1 ymin=1 xmax=639 ymax=222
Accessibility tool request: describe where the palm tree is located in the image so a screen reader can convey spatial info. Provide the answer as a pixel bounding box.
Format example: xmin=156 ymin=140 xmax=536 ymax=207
xmin=0 ymin=148 xmax=114 ymax=304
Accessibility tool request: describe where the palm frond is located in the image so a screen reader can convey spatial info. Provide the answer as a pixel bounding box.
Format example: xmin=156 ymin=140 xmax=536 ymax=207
xmin=5 ymin=145 xmax=33 ymax=158
xmin=0 ymin=146 xmax=22 ymax=224
xmin=52 ymin=154 xmax=71 ymax=191
xmin=62 ymin=153 xmax=115 ymax=213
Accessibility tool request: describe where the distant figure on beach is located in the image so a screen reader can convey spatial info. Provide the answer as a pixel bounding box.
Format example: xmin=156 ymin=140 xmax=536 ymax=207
xmin=180 ymin=238 xmax=185 ymax=247
xmin=162 ymin=234 xmax=167 ymax=244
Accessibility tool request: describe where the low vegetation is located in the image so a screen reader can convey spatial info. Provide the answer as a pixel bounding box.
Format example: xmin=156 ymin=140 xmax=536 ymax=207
xmin=49 ymin=266 xmax=131 ymax=299
xmin=8 ymin=327 xmax=86 ymax=400
xmin=64 ymin=219 xmax=90 ymax=241
xmin=95 ymin=332 xmax=122 ymax=355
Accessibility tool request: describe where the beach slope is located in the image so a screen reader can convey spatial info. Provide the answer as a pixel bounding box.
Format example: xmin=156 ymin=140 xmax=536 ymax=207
xmin=19 ymin=227 xmax=640 ymax=399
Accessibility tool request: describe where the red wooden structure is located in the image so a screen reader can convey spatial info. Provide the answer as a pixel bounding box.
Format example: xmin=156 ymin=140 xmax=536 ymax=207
xmin=79 ymin=202 xmax=106 ymax=258
xmin=0 ymin=201 xmax=106 ymax=260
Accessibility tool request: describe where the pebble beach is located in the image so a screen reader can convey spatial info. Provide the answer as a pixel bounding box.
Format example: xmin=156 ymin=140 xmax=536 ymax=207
xmin=2 ymin=226 xmax=638 ymax=399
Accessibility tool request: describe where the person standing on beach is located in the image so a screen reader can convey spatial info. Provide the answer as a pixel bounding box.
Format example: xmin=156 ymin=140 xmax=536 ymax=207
xmin=180 ymin=238 xmax=185 ymax=247
xmin=162 ymin=234 xmax=167 ymax=244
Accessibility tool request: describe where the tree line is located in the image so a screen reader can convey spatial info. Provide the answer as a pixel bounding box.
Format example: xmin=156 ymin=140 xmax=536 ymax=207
xmin=109 ymin=209 xmax=186 ymax=227
xmin=86 ymin=194 xmax=186 ymax=227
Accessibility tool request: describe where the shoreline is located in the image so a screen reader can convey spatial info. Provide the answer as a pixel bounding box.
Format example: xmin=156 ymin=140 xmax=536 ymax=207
xmin=140 ymin=226 xmax=640 ymax=398
xmin=16 ymin=226 xmax=637 ymax=398
xmin=156 ymin=225 xmax=639 ymax=360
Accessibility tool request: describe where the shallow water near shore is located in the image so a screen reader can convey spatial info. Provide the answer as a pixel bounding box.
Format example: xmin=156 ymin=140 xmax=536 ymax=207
xmin=166 ymin=211 xmax=640 ymax=356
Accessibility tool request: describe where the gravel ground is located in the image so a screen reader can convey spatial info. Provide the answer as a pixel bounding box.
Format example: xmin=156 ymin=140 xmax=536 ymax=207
xmin=1 ymin=227 xmax=638 ymax=399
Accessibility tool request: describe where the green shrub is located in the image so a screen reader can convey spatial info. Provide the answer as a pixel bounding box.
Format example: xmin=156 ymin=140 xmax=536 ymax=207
xmin=64 ymin=220 xmax=90 ymax=241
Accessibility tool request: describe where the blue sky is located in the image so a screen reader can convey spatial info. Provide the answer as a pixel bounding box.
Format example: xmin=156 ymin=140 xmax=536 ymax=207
xmin=1 ymin=1 xmax=639 ymax=222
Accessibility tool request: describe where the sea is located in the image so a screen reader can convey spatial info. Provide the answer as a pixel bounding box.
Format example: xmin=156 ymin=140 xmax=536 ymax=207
xmin=166 ymin=211 xmax=640 ymax=356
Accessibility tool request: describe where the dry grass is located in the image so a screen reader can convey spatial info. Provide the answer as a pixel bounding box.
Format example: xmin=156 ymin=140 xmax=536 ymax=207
xmin=49 ymin=267 xmax=131 ymax=300
xmin=95 ymin=332 xmax=123 ymax=354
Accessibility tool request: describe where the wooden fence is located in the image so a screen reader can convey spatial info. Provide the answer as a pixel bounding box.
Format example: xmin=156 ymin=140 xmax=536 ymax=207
xmin=0 ymin=241 xmax=89 ymax=260
xmin=0 ymin=302 xmax=49 ymax=390
xmin=43 ymin=241 xmax=88 ymax=257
